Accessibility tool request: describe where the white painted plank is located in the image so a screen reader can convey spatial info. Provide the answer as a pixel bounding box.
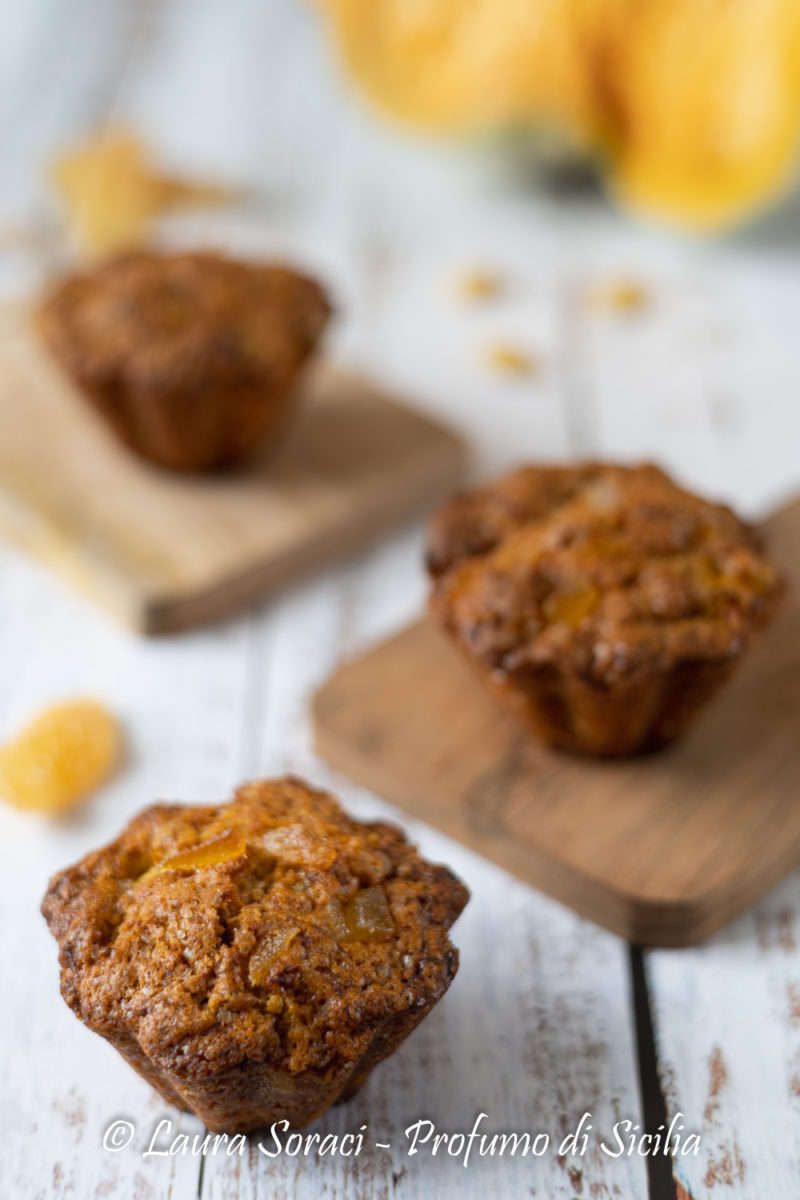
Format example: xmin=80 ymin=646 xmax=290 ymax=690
xmin=0 ymin=0 xmax=166 ymax=224
xmin=546 ymin=205 xmax=800 ymax=519
xmin=647 ymin=875 xmax=800 ymax=1200
xmin=353 ymin=229 xmax=573 ymax=480
xmin=615 ymin=219 xmax=800 ymax=1200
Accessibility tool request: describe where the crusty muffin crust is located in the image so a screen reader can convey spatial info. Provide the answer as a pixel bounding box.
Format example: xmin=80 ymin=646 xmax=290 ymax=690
xmin=42 ymin=777 xmax=468 ymax=1132
xmin=37 ymin=252 xmax=331 ymax=471
xmin=427 ymin=462 xmax=785 ymax=756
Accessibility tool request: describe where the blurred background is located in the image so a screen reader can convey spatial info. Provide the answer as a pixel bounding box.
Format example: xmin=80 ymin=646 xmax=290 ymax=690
xmin=4 ymin=0 xmax=800 ymax=240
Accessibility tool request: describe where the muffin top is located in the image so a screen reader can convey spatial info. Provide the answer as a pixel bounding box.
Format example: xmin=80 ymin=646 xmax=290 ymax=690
xmin=37 ymin=251 xmax=331 ymax=395
xmin=42 ymin=777 xmax=468 ymax=1081
xmin=427 ymin=462 xmax=784 ymax=685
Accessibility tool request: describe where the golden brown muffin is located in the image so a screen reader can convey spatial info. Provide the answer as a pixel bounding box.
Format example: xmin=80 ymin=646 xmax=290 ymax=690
xmin=37 ymin=251 xmax=331 ymax=471
xmin=427 ymin=462 xmax=785 ymax=757
xmin=41 ymin=777 xmax=468 ymax=1133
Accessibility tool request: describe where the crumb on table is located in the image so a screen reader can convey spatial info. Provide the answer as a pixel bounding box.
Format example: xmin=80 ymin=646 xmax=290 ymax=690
xmin=455 ymin=270 xmax=504 ymax=302
xmin=484 ymin=341 xmax=539 ymax=376
xmin=586 ymin=278 xmax=649 ymax=314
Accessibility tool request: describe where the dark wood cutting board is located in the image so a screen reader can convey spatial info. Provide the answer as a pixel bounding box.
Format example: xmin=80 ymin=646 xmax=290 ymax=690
xmin=314 ymin=497 xmax=800 ymax=947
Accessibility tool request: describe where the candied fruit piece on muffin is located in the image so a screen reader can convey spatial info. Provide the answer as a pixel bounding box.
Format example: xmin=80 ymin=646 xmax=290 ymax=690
xmin=41 ymin=777 xmax=468 ymax=1133
xmin=37 ymin=251 xmax=331 ymax=472
xmin=426 ymin=462 xmax=785 ymax=757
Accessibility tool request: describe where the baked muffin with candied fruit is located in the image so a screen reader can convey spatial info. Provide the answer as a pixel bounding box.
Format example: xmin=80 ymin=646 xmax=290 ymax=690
xmin=37 ymin=251 xmax=331 ymax=471
xmin=427 ymin=462 xmax=785 ymax=757
xmin=41 ymin=777 xmax=468 ymax=1133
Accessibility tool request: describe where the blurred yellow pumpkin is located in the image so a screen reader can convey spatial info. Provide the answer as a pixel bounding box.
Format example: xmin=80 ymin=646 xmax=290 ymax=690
xmin=314 ymin=0 xmax=800 ymax=231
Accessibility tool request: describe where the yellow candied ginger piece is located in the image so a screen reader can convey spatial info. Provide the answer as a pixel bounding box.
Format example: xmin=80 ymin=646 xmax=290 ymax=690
xmin=0 ymin=699 xmax=121 ymax=814
xmin=327 ymin=885 xmax=396 ymax=942
xmin=543 ymin=581 xmax=601 ymax=627
xmin=155 ymin=829 xmax=248 ymax=873
xmin=51 ymin=128 xmax=237 ymax=256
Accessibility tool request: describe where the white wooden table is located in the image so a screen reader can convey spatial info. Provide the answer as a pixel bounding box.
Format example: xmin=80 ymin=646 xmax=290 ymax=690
xmin=2 ymin=4 xmax=800 ymax=1199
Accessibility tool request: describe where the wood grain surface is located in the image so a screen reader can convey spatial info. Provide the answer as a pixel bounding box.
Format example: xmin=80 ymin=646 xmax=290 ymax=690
xmin=0 ymin=307 xmax=464 ymax=633
xmin=314 ymin=497 xmax=800 ymax=948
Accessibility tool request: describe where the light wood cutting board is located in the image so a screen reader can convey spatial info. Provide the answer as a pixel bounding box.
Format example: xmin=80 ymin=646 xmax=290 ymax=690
xmin=0 ymin=306 xmax=465 ymax=633
xmin=314 ymin=497 xmax=800 ymax=947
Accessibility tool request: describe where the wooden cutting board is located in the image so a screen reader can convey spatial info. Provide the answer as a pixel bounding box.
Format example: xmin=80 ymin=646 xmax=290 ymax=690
xmin=0 ymin=306 xmax=464 ymax=634
xmin=314 ymin=497 xmax=800 ymax=947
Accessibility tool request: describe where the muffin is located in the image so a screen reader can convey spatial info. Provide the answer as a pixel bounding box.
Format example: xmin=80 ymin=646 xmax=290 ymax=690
xmin=41 ymin=777 xmax=468 ymax=1133
xmin=37 ymin=251 xmax=331 ymax=471
xmin=426 ymin=462 xmax=785 ymax=757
